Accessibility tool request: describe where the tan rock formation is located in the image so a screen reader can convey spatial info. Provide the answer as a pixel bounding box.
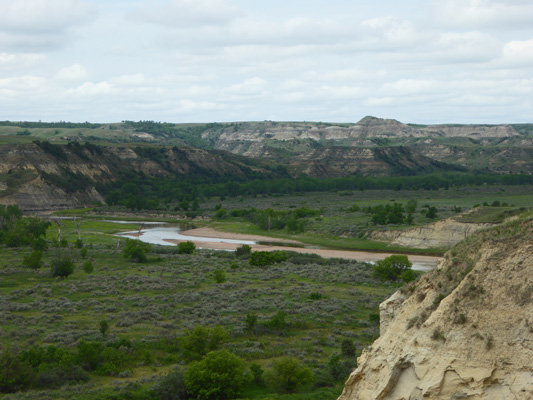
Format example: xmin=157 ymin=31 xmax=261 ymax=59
xmin=338 ymin=216 xmax=533 ymax=400
xmin=371 ymin=217 xmax=492 ymax=249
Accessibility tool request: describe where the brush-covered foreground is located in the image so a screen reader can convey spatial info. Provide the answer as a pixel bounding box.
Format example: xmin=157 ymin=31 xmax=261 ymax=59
xmin=0 ymin=220 xmax=397 ymax=400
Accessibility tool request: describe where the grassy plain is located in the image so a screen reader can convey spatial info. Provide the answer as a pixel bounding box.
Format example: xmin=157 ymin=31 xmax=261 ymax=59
xmin=0 ymin=217 xmax=396 ymax=399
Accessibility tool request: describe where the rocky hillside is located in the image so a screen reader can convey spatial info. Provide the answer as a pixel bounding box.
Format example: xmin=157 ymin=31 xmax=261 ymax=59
xmin=0 ymin=142 xmax=262 ymax=211
xmin=338 ymin=215 xmax=533 ymax=399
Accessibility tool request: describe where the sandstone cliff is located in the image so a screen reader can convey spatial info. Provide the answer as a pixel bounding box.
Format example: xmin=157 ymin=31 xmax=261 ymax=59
xmin=370 ymin=217 xmax=492 ymax=249
xmin=338 ymin=216 xmax=533 ymax=400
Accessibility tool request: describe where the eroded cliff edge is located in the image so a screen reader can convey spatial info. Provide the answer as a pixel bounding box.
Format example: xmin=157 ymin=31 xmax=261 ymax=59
xmin=338 ymin=216 xmax=533 ymax=400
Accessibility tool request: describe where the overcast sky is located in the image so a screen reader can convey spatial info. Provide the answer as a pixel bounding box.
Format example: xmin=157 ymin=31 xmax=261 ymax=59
xmin=1 ymin=0 xmax=532 ymax=124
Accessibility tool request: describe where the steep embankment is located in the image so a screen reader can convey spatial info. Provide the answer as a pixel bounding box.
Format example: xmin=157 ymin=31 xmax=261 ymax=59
xmin=0 ymin=142 xmax=258 ymax=211
xmin=338 ymin=216 xmax=533 ymax=400
xmin=370 ymin=216 xmax=492 ymax=249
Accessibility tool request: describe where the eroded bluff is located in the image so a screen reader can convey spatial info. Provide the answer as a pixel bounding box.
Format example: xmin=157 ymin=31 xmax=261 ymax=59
xmin=338 ymin=217 xmax=533 ymax=400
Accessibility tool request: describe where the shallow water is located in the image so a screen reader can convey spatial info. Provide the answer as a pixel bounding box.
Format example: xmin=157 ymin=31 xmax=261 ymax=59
xmin=118 ymin=226 xmax=256 ymax=247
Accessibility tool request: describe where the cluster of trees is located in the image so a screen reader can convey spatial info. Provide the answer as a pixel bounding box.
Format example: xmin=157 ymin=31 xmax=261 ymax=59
xmin=363 ymin=203 xmax=411 ymax=225
xmin=372 ymin=255 xmax=417 ymax=283
xmin=0 ymin=205 xmax=50 ymax=247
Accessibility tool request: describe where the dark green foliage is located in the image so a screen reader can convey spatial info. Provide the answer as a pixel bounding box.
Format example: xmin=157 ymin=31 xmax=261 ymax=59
xmin=405 ymin=199 xmax=418 ymax=213
xmin=80 ymin=246 xmax=89 ymax=258
xmin=100 ymin=320 xmax=110 ymax=337
xmin=215 ymin=208 xmax=227 ymax=219
xmin=182 ymin=326 xmax=229 ymax=360
xmin=74 ymin=238 xmax=83 ymax=249
xmin=235 ymin=244 xmax=251 ymax=258
xmin=0 ymin=350 xmax=34 ymax=393
xmin=51 ymin=256 xmax=75 ymax=278
xmin=401 ymin=269 xmax=417 ymax=283
xmin=177 ymin=240 xmax=196 ymax=254
xmin=213 ymin=268 xmax=226 ymax=283
xmin=249 ymin=250 xmax=289 ymax=266
xmin=82 ymin=260 xmax=94 ymax=273
xmin=32 ymin=237 xmax=48 ymax=251
xmin=123 ymin=239 xmax=151 ymax=262
xmin=244 ymin=313 xmax=258 ymax=333
xmin=185 ymin=350 xmax=246 ymax=400
xmin=0 ymin=206 xmax=50 ymax=247
xmin=365 ymin=203 xmax=405 ymax=225
xmin=373 ymin=255 xmax=413 ymax=281
xmin=425 ymin=206 xmax=438 ymax=219
xmin=327 ymin=354 xmax=355 ymax=381
xmin=341 ymin=339 xmax=356 ymax=358
xmin=152 ymin=367 xmax=189 ymax=400
xmin=23 ymin=250 xmax=43 ymax=269
xmin=266 ymin=310 xmax=289 ymax=335
xmin=264 ymin=357 xmax=313 ymax=394
xmin=308 ymin=292 xmax=324 ymax=300
xmin=249 ymin=363 xmax=264 ymax=385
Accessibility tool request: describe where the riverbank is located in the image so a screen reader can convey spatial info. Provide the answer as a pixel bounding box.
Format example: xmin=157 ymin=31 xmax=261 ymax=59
xmin=178 ymin=227 xmax=441 ymax=271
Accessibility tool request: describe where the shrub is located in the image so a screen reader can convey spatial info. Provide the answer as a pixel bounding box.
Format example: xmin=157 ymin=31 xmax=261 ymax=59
xmin=341 ymin=339 xmax=356 ymax=358
xmin=152 ymin=367 xmax=188 ymax=400
xmin=265 ymin=357 xmax=313 ymax=394
xmin=80 ymin=247 xmax=88 ymax=259
xmin=51 ymin=256 xmax=75 ymax=278
xmin=401 ymin=269 xmax=417 ymax=283
xmin=235 ymin=244 xmax=251 ymax=258
xmin=177 ymin=241 xmax=196 ymax=255
xmin=82 ymin=261 xmax=94 ymax=273
xmin=100 ymin=320 xmax=109 ymax=337
xmin=74 ymin=239 xmax=83 ymax=249
xmin=249 ymin=251 xmax=288 ymax=267
xmin=182 ymin=326 xmax=229 ymax=360
xmin=185 ymin=350 xmax=246 ymax=400
xmin=23 ymin=250 xmax=43 ymax=269
xmin=0 ymin=350 xmax=34 ymax=393
xmin=249 ymin=363 xmax=264 ymax=385
xmin=123 ymin=239 xmax=151 ymax=263
xmin=32 ymin=237 xmax=48 ymax=251
xmin=213 ymin=268 xmax=226 ymax=284
xmin=373 ymin=255 xmax=412 ymax=281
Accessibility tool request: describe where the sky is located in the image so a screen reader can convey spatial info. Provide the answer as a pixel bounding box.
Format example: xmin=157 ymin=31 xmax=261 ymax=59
xmin=1 ymin=0 xmax=532 ymax=124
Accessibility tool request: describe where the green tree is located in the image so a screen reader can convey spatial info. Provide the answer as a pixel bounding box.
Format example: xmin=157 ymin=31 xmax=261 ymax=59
xmin=265 ymin=357 xmax=313 ymax=394
xmin=177 ymin=240 xmax=196 ymax=254
xmin=0 ymin=350 xmax=34 ymax=393
xmin=245 ymin=313 xmax=258 ymax=334
xmin=406 ymin=199 xmax=418 ymax=213
xmin=122 ymin=239 xmax=151 ymax=263
xmin=183 ymin=326 xmax=229 ymax=360
xmin=341 ymin=339 xmax=356 ymax=358
xmin=82 ymin=261 xmax=94 ymax=273
xmin=426 ymin=206 xmax=438 ymax=219
xmin=185 ymin=350 xmax=246 ymax=400
xmin=372 ymin=255 xmax=412 ymax=281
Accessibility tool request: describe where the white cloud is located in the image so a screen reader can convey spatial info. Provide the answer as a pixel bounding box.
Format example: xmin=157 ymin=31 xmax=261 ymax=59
xmin=435 ymin=0 xmax=533 ymax=29
xmin=55 ymin=64 xmax=88 ymax=82
xmin=0 ymin=0 xmax=98 ymax=52
xmin=502 ymin=38 xmax=533 ymax=66
xmin=130 ymin=0 xmax=241 ymax=27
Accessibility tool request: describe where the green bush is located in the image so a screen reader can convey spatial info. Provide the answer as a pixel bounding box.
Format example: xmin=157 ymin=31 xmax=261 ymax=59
xmin=213 ymin=268 xmax=226 ymax=284
xmin=152 ymin=367 xmax=189 ymax=400
xmin=23 ymin=250 xmax=43 ymax=269
xmin=51 ymin=256 xmax=75 ymax=278
xmin=372 ymin=255 xmax=412 ymax=281
xmin=182 ymin=326 xmax=229 ymax=360
xmin=123 ymin=239 xmax=151 ymax=263
xmin=235 ymin=244 xmax=251 ymax=258
xmin=32 ymin=237 xmax=48 ymax=251
xmin=82 ymin=261 xmax=94 ymax=273
xmin=185 ymin=350 xmax=246 ymax=400
xmin=177 ymin=240 xmax=196 ymax=255
xmin=249 ymin=251 xmax=288 ymax=267
xmin=0 ymin=349 xmax=34 ymax=393
xmin=264 ymin=357 xmax=313 ymax=394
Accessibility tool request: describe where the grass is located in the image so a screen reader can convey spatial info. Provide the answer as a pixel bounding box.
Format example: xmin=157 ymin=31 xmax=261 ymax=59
xmin=0 ymin=218 xmax=396 ymax=399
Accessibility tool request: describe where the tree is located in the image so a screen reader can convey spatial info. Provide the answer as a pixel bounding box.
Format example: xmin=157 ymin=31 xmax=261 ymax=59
xmin=245 ymin=313 xmax=258 ymax=334
xmin=183 ymin=326 xmax=229 ymax=360
xmin=122 ymin=239 xmax=151 ymax=263
xmin=372 ymin=255 xmax=412 ymax=281
xmin=264 ymin=357 xmax=313 ymax=394
xmin=185 ymin=350 xmax=246 ymax=400
xmin=341 ymin=339 xmax=356 ymax=358
xmin=426 ymin=206 xmax=438 ymax=219
xmin=0 ymin=350 xmax=34 ymax=393
xmin=235 ymin=244 xmax=251 ymax=258
xmin=177 ymin=240 xmax=196 ymax=254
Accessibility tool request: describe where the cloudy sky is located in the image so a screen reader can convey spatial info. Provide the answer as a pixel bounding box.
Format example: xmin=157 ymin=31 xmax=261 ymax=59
xmin=1 ymin=0 xmax=532 ymax=124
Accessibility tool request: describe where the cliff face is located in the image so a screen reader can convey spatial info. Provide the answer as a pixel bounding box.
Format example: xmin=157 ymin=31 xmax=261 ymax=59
xmin=0 ymin=143 xmax=255 ymax=211
xmin=338 ymin=216 xmax=533 ymax=400
xmin=370 ymin=217 xmax=492 ymax=249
